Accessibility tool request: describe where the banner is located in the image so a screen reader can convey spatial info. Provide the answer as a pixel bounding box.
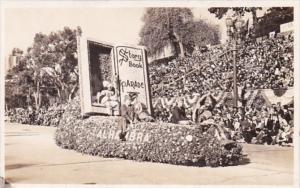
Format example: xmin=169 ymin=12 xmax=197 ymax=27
xmin=153 ymin=88 xmax=294 ymax=109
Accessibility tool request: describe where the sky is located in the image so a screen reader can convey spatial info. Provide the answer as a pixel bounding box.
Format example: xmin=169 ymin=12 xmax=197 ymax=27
xmin=3 ymin=7 xmax=267 ymax=57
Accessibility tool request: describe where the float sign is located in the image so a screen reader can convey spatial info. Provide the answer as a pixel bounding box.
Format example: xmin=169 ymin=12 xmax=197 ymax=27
xmin=115 ymin=46 xmax=152 ymax=114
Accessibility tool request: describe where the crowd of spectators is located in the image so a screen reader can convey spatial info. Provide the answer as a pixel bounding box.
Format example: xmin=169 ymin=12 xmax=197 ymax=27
xmin=153 ymin=99 xmax=294 ymax=146
xmin=150 ymin=34 xmax=294 ymax=146
xmin=209 ymin=103 xmax=293 ymax=146
xmin=149 ymin=34 xmax=294 ymax=99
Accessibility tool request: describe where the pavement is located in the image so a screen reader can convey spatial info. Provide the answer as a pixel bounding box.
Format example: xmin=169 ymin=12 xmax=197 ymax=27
xmin=4 ymin=123 xmax=294 ymax=185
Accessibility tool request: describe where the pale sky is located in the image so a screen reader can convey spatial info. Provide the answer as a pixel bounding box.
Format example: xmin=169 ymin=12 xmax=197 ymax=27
xmin=3 ymin=7 xmax=267 ymax=57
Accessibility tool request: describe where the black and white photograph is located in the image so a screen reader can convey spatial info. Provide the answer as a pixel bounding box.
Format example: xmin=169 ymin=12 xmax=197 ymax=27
xmin=0 ymin=0 xmax=299 ymax=187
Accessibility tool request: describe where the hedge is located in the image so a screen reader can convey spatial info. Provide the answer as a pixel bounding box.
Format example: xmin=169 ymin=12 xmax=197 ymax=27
xmin=8 ymin=104 xmax=65 ymax=126
xmin=55 ymin=98 xmax=244 ymax=167
xmin=7 ymin=96 xmax=81 ymax=126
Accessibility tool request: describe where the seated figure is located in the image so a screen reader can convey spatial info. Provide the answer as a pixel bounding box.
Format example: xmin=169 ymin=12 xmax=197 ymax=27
xmin=97 ymin=81 xmax=119 ymax=115
xmin=130 ymin=92 xmax=154 ymax=122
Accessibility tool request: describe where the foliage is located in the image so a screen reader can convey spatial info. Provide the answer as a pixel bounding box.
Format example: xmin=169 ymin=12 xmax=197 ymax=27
xmin=208 ymin=7 xmax=262 ymax=19
xmin=5 ymin=27 xmax=80 ymax=110
xmin=30 ymin=27 xmax=79 ymax=101
xmin=7 ymin=103 xmax=65 ymax=126
xmin=208 ymin=7 xmax=293 ymax=38
xmin=254 ymin=7 xmax=293 ymax=37
xmin=7 ymin=95 xmax=81 ymax=126
xmin=191 ymin=20 xmax=221 ymax=47
xmin=139 ymin=8 xmax=220 ymax=57
xmin=5 ymin=63 xmax=35 ymax=109
xmin=209 ymin=7 xmax=262 ymax=40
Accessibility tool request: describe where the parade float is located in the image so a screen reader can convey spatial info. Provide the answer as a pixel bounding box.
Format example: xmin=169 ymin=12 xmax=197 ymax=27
xmin=54 ymin=34 xmax=244 ymax=167
xmin=55 ymin=96 xmax=243 ymax=167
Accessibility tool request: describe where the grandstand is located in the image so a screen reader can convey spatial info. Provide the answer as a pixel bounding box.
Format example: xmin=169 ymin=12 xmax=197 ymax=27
xmin=148 ymin=32 xmax=294 ymax=146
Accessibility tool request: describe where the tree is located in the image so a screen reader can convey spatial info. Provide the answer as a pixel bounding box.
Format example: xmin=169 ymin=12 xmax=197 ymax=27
xmin=28 ymin=27 xmax=79 ymax=106
xmin=254 ymin=7 xmax=293 ymax=37
xmin=6 ymin=27 xmax=80 ymax=110
xmin=208 ymin=7 xmax=262 ymax=39
xmin=5 ymin=60 xmax=35 ymax=109
xmin=191 ymin=20 xmax=221 ymax=47
xmin=139 ymin=8 xmax=220 ymax=57
xmin=208 ymin=7 xmax=262 ymax=26
xmin=208 ymin=7 xmax=293 ymax=38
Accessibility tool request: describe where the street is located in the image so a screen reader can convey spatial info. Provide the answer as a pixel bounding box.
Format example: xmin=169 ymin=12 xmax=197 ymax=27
xmin=5 ymin=123 xmax=294 ymax=185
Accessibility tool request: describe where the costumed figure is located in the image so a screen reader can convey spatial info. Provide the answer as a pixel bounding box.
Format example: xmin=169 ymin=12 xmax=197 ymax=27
xmin=118 ymin=94 xmax=136 ymax=141
xmin=169 ymin=97 xmax=193 ymax=125
xmin=192 ymin=92 xmax=217 ymax=124
xmin=97 ymin=81 xmax=120 ymax=115
xmin=130 ymin=92 xmax=154 ymax=122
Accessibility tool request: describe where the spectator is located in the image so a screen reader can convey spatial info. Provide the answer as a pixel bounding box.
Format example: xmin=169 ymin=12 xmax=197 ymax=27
xmin=170 ymin=99 xmax=191 ymax=125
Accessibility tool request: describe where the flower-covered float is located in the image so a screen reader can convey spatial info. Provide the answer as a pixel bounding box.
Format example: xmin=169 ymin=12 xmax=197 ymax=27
xmin=55 ymin=97 xmax=244 ymax=167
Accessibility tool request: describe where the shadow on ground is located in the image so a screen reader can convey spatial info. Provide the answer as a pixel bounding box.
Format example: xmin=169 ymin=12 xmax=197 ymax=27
xmin=239 ymin=157 xmax=251 ymax=165
xmin=6 ymin=163 xmax=37 ymax=170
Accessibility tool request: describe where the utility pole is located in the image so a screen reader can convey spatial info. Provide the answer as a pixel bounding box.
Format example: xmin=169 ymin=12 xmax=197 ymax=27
xmin=232 ymin=39 xmax=238 ymax=107
xmin=226 ymin=16 xmax=244 ymax=107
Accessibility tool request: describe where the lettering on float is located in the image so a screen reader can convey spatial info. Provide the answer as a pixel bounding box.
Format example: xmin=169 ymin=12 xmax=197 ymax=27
xmin=118 ymin=48 xmax=143 ymax=68
xmin=118 ymin=47 xmax=145 ymax=92
xmin=120 ymin=80 xmax=144 ymax=92
xmin=96 ymin=129 xmax=151 ymax=143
